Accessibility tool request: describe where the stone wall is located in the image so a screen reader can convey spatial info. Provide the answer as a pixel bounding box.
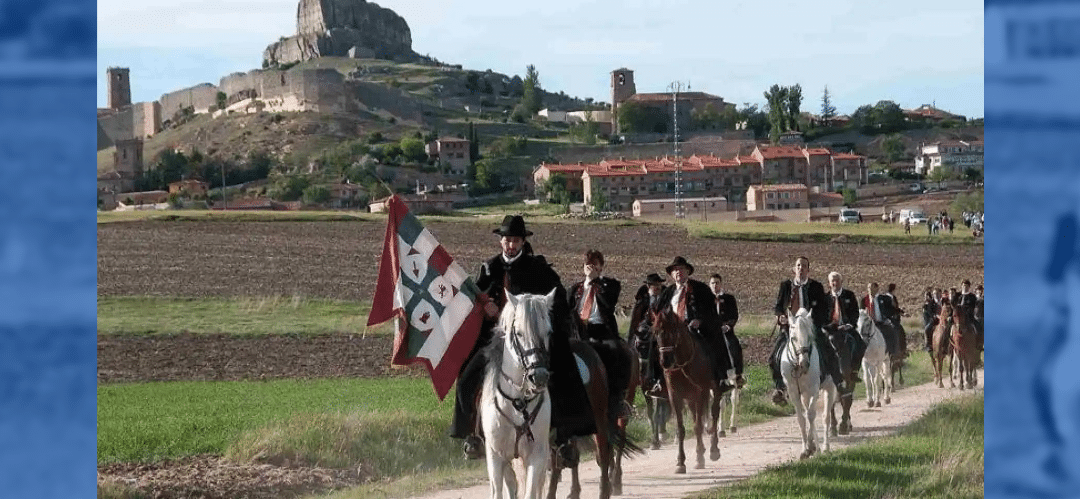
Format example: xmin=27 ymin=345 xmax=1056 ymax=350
xmin=131 ymin=101 xmax=161 ymax=138
xmin=548 ymin=140 xmax=757 ymax=164
xmin=215 ymin=68 xmax=346 ymax=114
xmin=98 ymin=107 xmax=133 ymax=142
xmin=159 ymin=83 xmax=220 ymax=117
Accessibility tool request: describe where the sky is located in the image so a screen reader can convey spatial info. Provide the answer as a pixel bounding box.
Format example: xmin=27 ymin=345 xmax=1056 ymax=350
xmin=97 ymin=0 xmax=984 ymax=118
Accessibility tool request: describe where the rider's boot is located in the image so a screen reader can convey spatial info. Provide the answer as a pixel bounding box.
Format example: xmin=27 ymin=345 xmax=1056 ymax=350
xmin=463 ymin=434 xmax=484 ymax=460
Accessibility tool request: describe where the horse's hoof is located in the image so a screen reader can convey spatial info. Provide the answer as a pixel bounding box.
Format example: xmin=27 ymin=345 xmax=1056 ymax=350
xmin=710 ymin=448 xmax=721 ymax=461
xmin=651 ymin=442 xmax=661 ymax=451
xmin=830 ymin=427 xmax=838 ymax=437
xmin=875 ymin=401 xmax=881 ymax=408
xmin=884 ymin=397 xmax=891 ymax=404
xmin=696 ymin=460 xmax=705 ymax=469
xmin=612 ymin=485 xmax=622 ymax=496
xmin=729 ymin=426 xmax=737 ymax=434
xmin=867 ymin=400 xmax=874 ymax=408
xmin=675 ymin=465 xmax=686 ymax=474
xmin=718 ymin=430 xmax=726 ymax=438
xmin=838 ymin=426 xmax=850 ymax=436
xmin=799 ymin=450 xmax=813 ymax=460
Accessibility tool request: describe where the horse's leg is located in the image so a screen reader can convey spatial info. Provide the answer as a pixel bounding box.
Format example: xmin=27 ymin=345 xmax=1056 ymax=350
xmin=670 ymin=394 xmax=687 ymax=474
xmin=659 ymin=397 xmax=671 ymax=440
xmin=883 ymin=358 xmax=893 ymax=404
xmin=646 ymin=395 xmax=660 ymax=450
xmin=793 ymin=385 xmax=812 ymax=459
xmin=485 ymin=451 xmax=505 ymax=499
xmin=546 ymin=448 xmax=562 ymax=499
xmin=729 ymin=387 xmax=740 ymax=434
xmin=569 ymin=463 xmax=581 ymax=499
xmin=503 ymin=460 xmax=518 ymax=499
xmin=692 ymin=393 xmax=706 ymax=469
xmin=709 ymin=389 xmax=722 ymax=461
xmin=716 ymin=392 xmax=726 ymax=438
xmin=595 ymin=431 xmax=612 ymax=499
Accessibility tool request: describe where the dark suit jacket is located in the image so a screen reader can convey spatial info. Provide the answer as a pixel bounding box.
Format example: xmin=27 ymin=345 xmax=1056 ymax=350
xmin=860 ymin=294 xmax=897 ymax=323
xmin=629 ymin=284 xmax=666 ymax=340
xmin=657 ymin=279 xmax=723 ymax=338
xmin=774 ymin=278 xmax=829 ymax=328
xmin=475 ymin=252 xmax=573 ymax=355
xmin=959 ymin=292 xmax=978 ymax=319
xmin=714 ymin=292 xmax=739 ymax=330
xmin=568 ymin=276 xmax=622 ymax=341
xmin=825 ymin=288 xmax=860 ymax=328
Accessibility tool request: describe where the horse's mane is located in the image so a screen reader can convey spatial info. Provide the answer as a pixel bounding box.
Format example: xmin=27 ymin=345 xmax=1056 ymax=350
xmin=483 ymin=293 xmax=553 ymax=374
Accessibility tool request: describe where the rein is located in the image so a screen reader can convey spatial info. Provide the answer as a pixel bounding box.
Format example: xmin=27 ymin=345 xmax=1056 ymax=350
xmin=492 ymin=310 xmax=550 ymax=449
xmin=657 ymin=316 xmax=709 ymax=390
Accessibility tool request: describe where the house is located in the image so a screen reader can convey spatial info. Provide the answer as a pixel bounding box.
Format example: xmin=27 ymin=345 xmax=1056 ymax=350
xmin=533 ymin=162 xmax=591 ymax=201
xmin=167 ymin=179 xmax=209 ymax=196
xmin=326 ymin=181 xmax=364 ymax=208
xmin=633 ymin=196 xmax=728 ymax=218
xmin=914 ymin=140 xmax=984 ymax=176
xmin=425 ymin=137 xmax=472 ymax=176
xmin=746 ymin=184 xmax=808 ymax=211
xmin=904 ymin=104 xmax=966 ymax=124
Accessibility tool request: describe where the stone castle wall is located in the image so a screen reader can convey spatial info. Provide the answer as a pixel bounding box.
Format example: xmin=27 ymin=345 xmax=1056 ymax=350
xmin=131 ymin=101 xmax=161 ymax=138
xmin=159 ymin=83 xmax=220 ymax=118
xmin=217 ymin=68 xmax=346 ymax=114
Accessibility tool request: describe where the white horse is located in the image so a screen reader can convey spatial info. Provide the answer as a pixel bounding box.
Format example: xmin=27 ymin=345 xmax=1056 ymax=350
xmin=716 ymin=333 xmax=741 ymax=437
xmin=480 ymin=290 xmax=555 ymax=499
xmin=858 ymin=310 xmax=893 ymax=407
xmin=780 ymin=309 xmax=837 ymax=459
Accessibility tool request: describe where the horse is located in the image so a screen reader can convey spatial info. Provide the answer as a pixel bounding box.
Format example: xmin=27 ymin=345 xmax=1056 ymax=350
xmin=479 ymin=291 xmax=555 ymax=499
xmin=950 ymin=292 xmax=980 ymax=390
xmin=611 ymin=340 xmax=640 ymax=495
xmin=825 ymin=325 xmax=859 ymax=436
xmin=780 ymin=309 xmax=838 ymax=460
xmin=857 ymin=310 xmax=893 ymax=407
xmin=649 ymin=309 xmax=724 ymax=473
xmin=628 ymin=311 xmax=671 ymax=450
xmin=929 ymin=298 xmax=955 ymax=388
xmin=546 ymin=339 xmax=643 ymax=499
xmin=716 ymin=333 xmax=742 ymax=437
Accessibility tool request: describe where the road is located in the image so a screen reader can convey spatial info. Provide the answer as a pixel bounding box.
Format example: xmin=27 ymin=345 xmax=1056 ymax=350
xmin=408 ymin=372 xmax=983 ymax=499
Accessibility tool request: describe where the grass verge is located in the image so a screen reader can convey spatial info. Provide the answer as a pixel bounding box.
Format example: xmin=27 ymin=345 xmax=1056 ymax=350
xmin=689 ymin=393 xmax=984 ymax=499
xmin=97 ymin=296 xmax=390 ymax=337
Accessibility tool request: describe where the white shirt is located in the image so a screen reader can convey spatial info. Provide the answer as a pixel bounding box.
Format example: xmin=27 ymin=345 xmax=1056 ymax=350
xmin=581 ymin=279 xmax=603 ymax=324
xmin=670 ymin=282 xmax=687 ymax=312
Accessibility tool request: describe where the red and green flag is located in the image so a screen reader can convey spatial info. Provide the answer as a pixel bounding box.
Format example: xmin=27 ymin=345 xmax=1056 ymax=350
xmin=366 ymin=195 xmax=483 ymax=400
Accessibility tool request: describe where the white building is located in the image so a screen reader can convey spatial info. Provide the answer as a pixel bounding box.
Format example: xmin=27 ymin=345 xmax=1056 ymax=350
xmin=914 ymin=140 xmax=984 ymax=176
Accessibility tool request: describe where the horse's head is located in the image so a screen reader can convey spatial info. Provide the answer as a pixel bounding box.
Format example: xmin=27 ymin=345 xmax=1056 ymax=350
xmin=500 ymin=289 xmax=555 ymax=394
xmin=856 ymin=309 xmax=874 ymax=339
xmin=788 ymin=308 xmax=814 ymax=372
xmin=649 ymin=308 xmax=684 ymax=369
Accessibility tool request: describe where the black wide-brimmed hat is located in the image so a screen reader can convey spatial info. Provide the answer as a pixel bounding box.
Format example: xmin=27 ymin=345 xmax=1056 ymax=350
xmin=493 ymin=215 xmax=533 ymax=238
xmin=643 ymin=273 xmax=665 ymax=285
xmin=665 ymin=256 xmax=694 ymax=275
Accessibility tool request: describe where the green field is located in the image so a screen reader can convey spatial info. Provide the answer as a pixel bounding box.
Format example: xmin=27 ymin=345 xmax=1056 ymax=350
xmin=691 ymin=393 xmax=984 ymax=499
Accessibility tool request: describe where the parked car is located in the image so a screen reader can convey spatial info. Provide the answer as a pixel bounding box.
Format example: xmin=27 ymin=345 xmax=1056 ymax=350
xmin=838 ymin=208 xmax=861 ymax=223
xmin=899 ymin=208 xmax=928 ymax=225
xmin=908 ymin=183 xmax=925 ymax=193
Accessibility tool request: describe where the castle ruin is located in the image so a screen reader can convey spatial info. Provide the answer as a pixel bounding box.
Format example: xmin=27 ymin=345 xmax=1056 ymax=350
xmin=263 ymin=0 xmax=417 ymax=68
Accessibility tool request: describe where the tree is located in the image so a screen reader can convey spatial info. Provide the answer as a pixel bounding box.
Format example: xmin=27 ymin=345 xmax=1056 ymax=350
xmin=850 ymin=105 xmax=876 ymax=133
xmin=589 ymin=184 xmax=609 ymax=213
xmin=873 ymin=100 xmax=906 ymax=133
xmin=881 ymin=134 xmax=905 ymax=165
xmin=521 ymin=64 xmax=542 ymax=116
xmin=399 ymin=137 xmax=428 ymax=163
xmin=785 ymin=84 xmax=803 ymax=131
xmin=617 ymin=101 xmax=667 ymax=133
xmin=764 ymin=84 xmax=788 ymax=143
xmin=820 ymin=85 xmax=836 ymax=127
xmin=540 ymin=173 xmax=569 ymax=203
xmin=302 ymin=184 xmax=331 ymax=205
xmin=473 ymin=158 xmax=499 ymax=189
xmin=267 ymin=173 xmax=310 ymax=201
xmin=216 ymin=91 xmax=227 ymax=111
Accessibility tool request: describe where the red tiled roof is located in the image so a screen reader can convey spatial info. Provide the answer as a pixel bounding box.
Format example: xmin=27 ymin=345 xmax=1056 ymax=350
xmin=539 ymin=163 xmax=591 ymax=174
xmin=439 ymin=137 xmax=470 ymax=142
xmin=831 ymin=152 xmax=864 ymax=160
xmin=755 ymin=145 xmax=807 ymax=159
xmin=803 ymin=148 xmax=831 ymax=156
xmin=625 ymin=91 xmax=724 ymax=103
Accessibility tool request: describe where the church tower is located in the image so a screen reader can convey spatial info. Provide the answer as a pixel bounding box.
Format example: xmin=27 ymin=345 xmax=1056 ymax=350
xmin=107 ymin=67 xmax=131 ymax=110
xmin=610 ymin=68 xmax=636 ymax=134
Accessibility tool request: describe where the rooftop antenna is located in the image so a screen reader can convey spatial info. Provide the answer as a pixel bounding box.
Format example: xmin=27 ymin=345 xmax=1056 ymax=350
xmin=669 ymin=81 xmax=687 ymax=220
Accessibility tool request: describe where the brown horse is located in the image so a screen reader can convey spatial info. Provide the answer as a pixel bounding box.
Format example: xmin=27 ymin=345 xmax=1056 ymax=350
xmin=547 ymin=339 xmax=642 ymax=499
xmin=929 ymin=298 xmax=955 ymax=388
xmin=826 ymin=328 xmax=858 ymax=435
xmin=649 ymin=309 xmax=724 ymax=474
xmin=950 ymin=292 xmax=980 ymax=390
xmin=628 ymin=307 xmax=672 ymax=450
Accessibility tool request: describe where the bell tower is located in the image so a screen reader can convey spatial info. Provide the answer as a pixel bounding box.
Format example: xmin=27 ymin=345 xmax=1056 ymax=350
xmin=107 ymin=67 xmax=131 ymax=110
xmin=611 ymin=68 xmax=636 ymax=134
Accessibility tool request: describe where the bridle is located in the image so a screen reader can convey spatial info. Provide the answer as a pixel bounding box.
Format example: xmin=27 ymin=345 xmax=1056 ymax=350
xmin=494 ymin=310 xmax=550 ymax=446
xmin=787 ymin=315 xmax=814 ymax=376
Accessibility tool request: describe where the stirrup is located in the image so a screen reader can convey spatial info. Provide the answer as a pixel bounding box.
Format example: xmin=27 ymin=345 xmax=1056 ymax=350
xmin=771 ymin=388 xmax=788 ymax=406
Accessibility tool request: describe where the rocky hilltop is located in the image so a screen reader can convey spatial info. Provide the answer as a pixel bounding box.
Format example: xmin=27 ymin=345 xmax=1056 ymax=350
xmin=263 ymin=0 xmax=416 ymax=67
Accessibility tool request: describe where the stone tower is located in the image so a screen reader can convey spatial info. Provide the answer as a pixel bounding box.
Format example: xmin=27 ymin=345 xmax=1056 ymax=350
xmin=113 ymin=138 xmax=143 ymax=190
xmin=107 ymin=67 xmax=131 ymax=110
xmin=610 ymin=68 xmax=636 ymax=133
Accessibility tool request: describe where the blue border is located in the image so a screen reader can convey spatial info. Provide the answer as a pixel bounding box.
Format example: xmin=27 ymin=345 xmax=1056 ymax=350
xmin=0 ymin=0 xmax=97 ymax=495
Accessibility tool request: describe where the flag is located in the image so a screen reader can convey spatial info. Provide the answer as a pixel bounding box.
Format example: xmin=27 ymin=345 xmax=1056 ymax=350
xmin=366 ymin=195 xmax=484 ymax=400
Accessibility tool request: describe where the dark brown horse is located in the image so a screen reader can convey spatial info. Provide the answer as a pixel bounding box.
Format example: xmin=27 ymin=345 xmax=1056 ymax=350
xmin=628 ymin=304 xmax=671 ymax=450
xmin=649 ymin=309 xmax=724 ymax=474
xmin=547 ymin=340 xmax=642 ymax=499
xmin=826 ymin=328 xmax=858 ymax=435
xmin=929 ymin=298 xmax=955 ymax=388
xmin=950 ymin=292 xmax=980 ymax=390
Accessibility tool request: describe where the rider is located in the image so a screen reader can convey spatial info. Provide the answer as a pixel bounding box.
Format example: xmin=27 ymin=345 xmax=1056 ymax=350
xmin=861 ymin=282 xmax=899 ymax=359
xmin=769 ymin=256 xmax=846 ymax=406
xmin=630 ymin=273 xmax=667 ymax=395
xmin=922 ymin=287 xmax=940 ymax=352
xmin=973 ymin=284 xmax=984 ymax=351
xmin=568 ymin=250 xmax=631 ymax=418
xmin=884 ymin=283 xmax=908 ymax=358
xmin=449 ymin=215 xmax=593 ymax=462
xmin=823 ymin=271 xmax=865 ymax=383
xmin=708 ymin=273 xmax=745 ymax=388
xmin=655 ymin=256 xmax=733 ymax=390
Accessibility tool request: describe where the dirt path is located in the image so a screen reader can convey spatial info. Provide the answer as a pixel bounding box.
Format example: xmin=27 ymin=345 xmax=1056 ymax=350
xmin=408 ymin=372 xmax=983 ymax=499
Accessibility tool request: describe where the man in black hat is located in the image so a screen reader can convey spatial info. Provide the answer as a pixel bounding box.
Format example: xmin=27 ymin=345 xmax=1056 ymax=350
xmin=769 ymin=256 xmax=846 ymax=405
xmin=448 ymin=215 xmax=594 ymax=462
xmin=655 ymin=256 xmax=733 ymax=390
xmin=629 ymin=272 xmax=667 ymax=395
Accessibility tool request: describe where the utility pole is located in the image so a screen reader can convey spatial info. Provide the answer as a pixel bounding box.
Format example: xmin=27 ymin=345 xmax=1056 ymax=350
xmin=669 ymin=81 xmax=686 ymax=219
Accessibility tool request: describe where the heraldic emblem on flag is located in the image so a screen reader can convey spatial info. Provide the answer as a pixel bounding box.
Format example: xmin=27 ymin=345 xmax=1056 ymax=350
xmin=366 ymin=195 xmax=483 ymax=400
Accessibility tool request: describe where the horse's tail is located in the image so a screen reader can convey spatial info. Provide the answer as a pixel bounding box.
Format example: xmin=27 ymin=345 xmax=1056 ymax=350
xmin=607 ymin=417 xmax=646 ymax=458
